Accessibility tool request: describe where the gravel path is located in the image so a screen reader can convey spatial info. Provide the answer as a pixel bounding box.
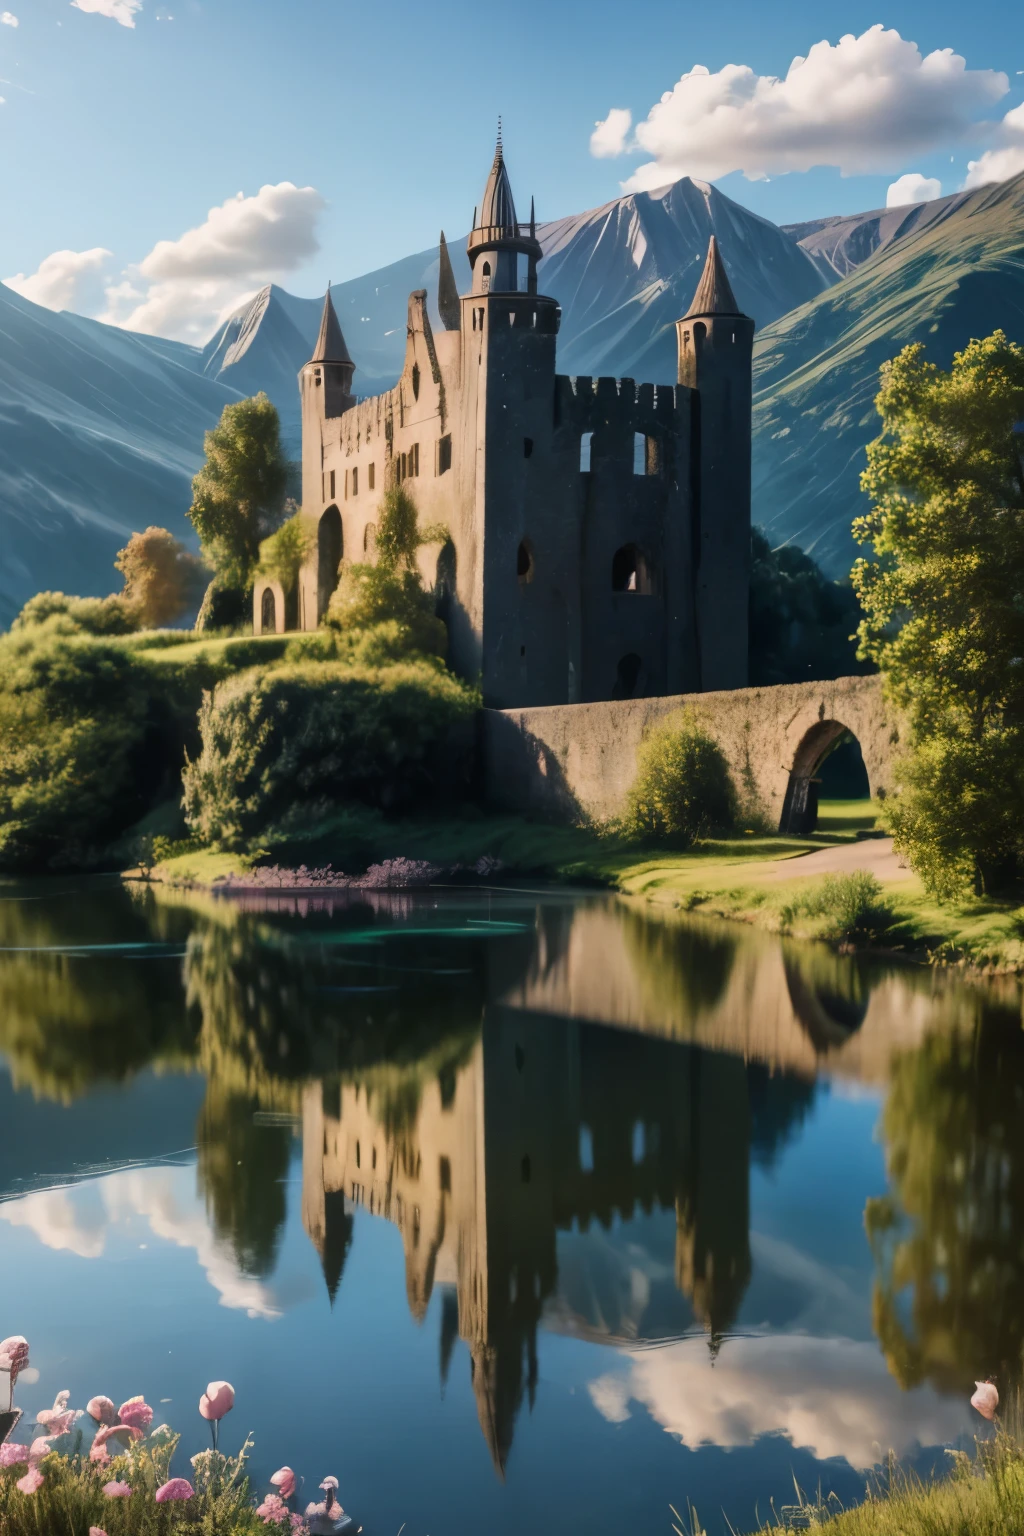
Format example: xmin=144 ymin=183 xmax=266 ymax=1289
xmin=764 ymin=836 xmax=913 ymax=883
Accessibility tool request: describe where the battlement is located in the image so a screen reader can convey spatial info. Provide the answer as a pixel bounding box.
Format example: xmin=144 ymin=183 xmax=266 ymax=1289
xmin=554 ymin=373 xmax=691 ymax=437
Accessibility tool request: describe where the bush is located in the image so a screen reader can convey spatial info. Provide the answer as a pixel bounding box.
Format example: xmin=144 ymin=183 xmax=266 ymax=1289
xmin=256 ymin=508 xmax=315 ymax=592
xmin=115 ymin=526 xmax=209 ymax=628
xmin=182 ymin=660 xmax=478 ymax=846
xmin=623 ymin=710 xmax=736 ymax=846
xmin=0 ymin=627 xmax=169 ymax=870
xmin=12 ymin=591 xmax=140 ymax=636
xmin=779 ymin=872 xmax=901 ymax=946
xmin=325 ymin=563 xmax=447 ymax=661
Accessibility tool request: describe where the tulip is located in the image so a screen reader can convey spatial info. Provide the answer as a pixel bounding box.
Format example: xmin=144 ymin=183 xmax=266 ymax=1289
xmin=117 ymin=1396 xmax=153 ymax=1431
xmin=102 ymin=1480 xmax=132 ymax=1497
xmin=16 ymin=1465 xmax=44 ymax=1495
xmin=87 ymin=1396 xmax=117 ymax=1426
xmin=155 ymin=1477 xmax=194 ymax=1503
xmin=199 ymin=1380 xmax=234 ymax=1451
xmin=271 ymin=1466 xmax=297 ymax=1500
xmin=972 ymin=1380 xmax=999 ymax=1421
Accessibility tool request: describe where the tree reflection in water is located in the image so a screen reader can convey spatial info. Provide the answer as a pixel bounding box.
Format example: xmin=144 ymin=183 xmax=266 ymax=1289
xmin=2 ymin=880 xmax=1022 ymax=1473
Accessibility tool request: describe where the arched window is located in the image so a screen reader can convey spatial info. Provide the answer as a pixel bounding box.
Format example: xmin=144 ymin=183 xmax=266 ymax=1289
xmin=363 ymin=522 xmax=377 ymax=556
xmin=579 ymin=431 xmax=593 ymax=473
xmin=613 ymin=654 xmax=643 ymax=699
xmin=517 ymin=539 xmax=534 ymax=584
xmin=317 ymin=505 xmax=343 ymax=619
xmin=411 ymin=362 xmax=420 ymax=400
xmin=611 ymin=544 xmax=652 ymax=594
xmin=634 ymin=432 xmax=660 ymax=476
xmin=435 ymin=540 xmax=457 ymax=635
xmin=260 ymin=587 xmax=276 ymax=634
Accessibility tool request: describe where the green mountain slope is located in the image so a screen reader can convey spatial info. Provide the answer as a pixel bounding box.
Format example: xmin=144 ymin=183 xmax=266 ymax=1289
xmin=752 ymin=173 xmax=1024 ymax=577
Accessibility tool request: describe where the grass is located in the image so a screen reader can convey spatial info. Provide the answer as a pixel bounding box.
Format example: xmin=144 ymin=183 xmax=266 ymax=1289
xmin=139 ymin=796 xmax=1024 ymax=971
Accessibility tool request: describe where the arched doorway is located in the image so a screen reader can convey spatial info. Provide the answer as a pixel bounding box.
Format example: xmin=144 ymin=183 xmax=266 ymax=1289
xmin=317 ymin=506 xmax=343 ymax=620
xmin=260 ymin=586 xmax=276 ymax=634
xmin=780 ymin=721 xmax=869 ymax=835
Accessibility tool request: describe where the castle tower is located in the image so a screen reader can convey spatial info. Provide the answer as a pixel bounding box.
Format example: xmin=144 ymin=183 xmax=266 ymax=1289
xmin=676 ymin=237 xmax=754 ymax=691
xmin=301 ymin=284 xmax=356 ymax=420
xmin=467 ymin=125 xmax=542 ymax=296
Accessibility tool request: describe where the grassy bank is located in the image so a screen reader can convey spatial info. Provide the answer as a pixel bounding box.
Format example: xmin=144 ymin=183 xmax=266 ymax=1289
xmin=142 ymin=797 xmax=1024 ymax=970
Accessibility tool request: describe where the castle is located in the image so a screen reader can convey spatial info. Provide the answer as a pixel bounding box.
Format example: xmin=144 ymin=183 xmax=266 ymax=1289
xmin=254 ymin=132 xmax=754 ymax=708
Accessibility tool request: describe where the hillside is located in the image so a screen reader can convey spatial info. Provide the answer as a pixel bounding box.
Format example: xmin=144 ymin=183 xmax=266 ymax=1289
xmin=0 ymin=281 xmax=241 ymax=628
xmin=752 ymin=172 xmax=1024 ymax=576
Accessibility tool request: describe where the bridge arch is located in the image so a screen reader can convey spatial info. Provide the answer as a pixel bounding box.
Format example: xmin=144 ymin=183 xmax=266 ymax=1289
xmin=779 ymin=718 xmax=871 ymax=833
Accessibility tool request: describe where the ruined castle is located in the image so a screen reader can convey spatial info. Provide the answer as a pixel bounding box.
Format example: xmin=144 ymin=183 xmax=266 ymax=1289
xmin=254 ymin=132 xmax=754 ymax=708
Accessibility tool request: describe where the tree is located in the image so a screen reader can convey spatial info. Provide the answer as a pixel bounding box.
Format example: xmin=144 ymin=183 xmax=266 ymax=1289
xmin=187 ymin=393 xmax=288 ymax=625
xmin=256 ymin=507 xmax=315 ymax=593
xmin=748 ymin=529 xmax=868 ymax=685
xmin=852 ymin=332 xmax=1024 ymax=900
xmin=114 ymin=525 xmax=208 ymax=628
xmin=623 ymin=709 xmax=736 ymax=846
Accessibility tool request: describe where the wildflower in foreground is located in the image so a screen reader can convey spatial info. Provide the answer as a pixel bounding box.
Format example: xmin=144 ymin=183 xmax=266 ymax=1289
xmin=87 ymin=1396 xmax=117 ymax=1426
xmin=155 ymin=1477 xmax=194 ymax=1502
xmin=90 ymin=1423 xmax=139 ymax=1463
xmin=257 ymin=1490 xmax=291 ymax=1525
xmin=271 ymin=1465 xmax=297 ymax=1500
xmin=89 ymin=1527 xmax=109 ymax=1536
xmin=15 ymin=1465 xmax=44 ymax=1495
xmin=971 ymin=1380 xmax=999 ymax=1421
xmin=0 ymin=1443 xmax=28 ymax=1468
xmin=117 ymin=1395 xmax=154 ymax=1431
xmin=199 ymin=1380 xmax=235 ymax=1421
xmin=102 ymin=1479 xmax=132 ymax=1497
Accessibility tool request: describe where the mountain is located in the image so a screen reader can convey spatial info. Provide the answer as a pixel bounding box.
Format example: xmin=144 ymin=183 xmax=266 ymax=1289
xmin=204 ymin=177 xmax=829 ymax=419
xmin=784 ymin=190 xmax=974 ymax=279
xmin=752 ymin=172 xmax=1024 ymax=577
xmin=0 ymin=279 xmax=241 ymax=628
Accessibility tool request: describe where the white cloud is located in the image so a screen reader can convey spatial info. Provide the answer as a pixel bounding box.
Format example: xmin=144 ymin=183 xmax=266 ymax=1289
xmin=4 ymin=247 xmax=113 ymax=312
xmin=589 ymin=1333 xmax=968 ymax=1468
xmin=70 ymin=0 xmax=142 ymax=27
xmin=1 ymin=12 xmax=19 ymax=26
xmin=964 ymin=101 xmax=1024 ymax=187
xmin=101 ymin=181 xmax=325 ymax=341
xmin=595 ymin=27 xmax=1007 ymax=189
xmin=886 ymin=172 xmax=943 ymax=206
xmin=590 ymin=108 xmax=632 ymax=159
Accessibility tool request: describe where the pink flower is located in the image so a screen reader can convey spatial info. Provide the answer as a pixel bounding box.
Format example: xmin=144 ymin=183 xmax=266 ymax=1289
xmin=90 ymin=1423 xmax=140 ymax=1463
xmin=90 ymin=1529 xmax=109 ymax=1536
xmin=290 ymin=1518 xmax=306 ymax=1533
xmin=117 ymin=1396 xmax=153 ymax=1431
xmin=271 ymin=1466 xmax=297 ymax=1500
xmin=972 ymin=1380 xmax=999 ymax=1420
xmin=16 ymin=1465 xmax=44 ymax=1495
xmin=28 ymin=1437 xmax=53 ymax=1463
xmin=257 ymin=1492 xmax=291 ymax=1525
xmin=36 ymin=1390 xmax=73 ymax=1433
xmin=198 ymin=1381 xmax=235 ymax=1421
xmin=102 ymin=1480 xmax=132 ymax=1497
xmin=87 ymin=1396 xmax=117 ymax=1426
xmin=0 ymin=1443 xmax=29 ymax=1469
xmin=155 ymin=1478 xmax=194 ymax=1503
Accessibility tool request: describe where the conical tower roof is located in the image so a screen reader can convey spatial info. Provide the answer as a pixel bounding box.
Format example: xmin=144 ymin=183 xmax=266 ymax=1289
xmin=437 ymin=231 xmax=461 ymax=331
xmin=477 ymin=125 xmax=518 ymax=235
xmin=311 ymin=284 xmax=353 ymax=365
xmin=684 ymin=236 xmax=741 ymax=319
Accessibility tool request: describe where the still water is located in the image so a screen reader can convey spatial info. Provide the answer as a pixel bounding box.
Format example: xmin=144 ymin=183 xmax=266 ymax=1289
xmin=2 ymin=878 xmax=1022 ymax=1534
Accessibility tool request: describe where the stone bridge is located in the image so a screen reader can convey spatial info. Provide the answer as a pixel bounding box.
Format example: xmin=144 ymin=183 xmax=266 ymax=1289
xmin=482 ymin=674 xmax=897 ymax=832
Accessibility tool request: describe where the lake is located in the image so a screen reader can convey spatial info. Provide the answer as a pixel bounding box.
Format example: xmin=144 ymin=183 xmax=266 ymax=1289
xmin=1 ymin=877 xmax=1021 ymax=1535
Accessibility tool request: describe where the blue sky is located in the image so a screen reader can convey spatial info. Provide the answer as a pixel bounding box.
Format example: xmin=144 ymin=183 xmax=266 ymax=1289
xmin=1 ymin=0 xmax=1022 ymax=341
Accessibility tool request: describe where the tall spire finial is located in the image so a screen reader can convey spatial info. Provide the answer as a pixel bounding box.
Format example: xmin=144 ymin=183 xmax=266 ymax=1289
xmin=496 ymin=115 xmax=503 ymax=157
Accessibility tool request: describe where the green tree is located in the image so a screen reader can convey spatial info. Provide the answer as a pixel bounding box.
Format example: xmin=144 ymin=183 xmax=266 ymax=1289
xmin=852 ymin=332 xmax=1024 ymax=900
xmin=623 ymin=709 xmax=736 ymax=846
xmin=188 ymin=393 xmax=288 ymax=627
xmin=12 ymin=591 xmax=140 ymax=636
xmin=256 ymin=506 xmax=315 ymax=593
xmin=115 ymin=525 xmax=209 ymax=628
xmin=749 ymin=528 xmax=868 ymax=685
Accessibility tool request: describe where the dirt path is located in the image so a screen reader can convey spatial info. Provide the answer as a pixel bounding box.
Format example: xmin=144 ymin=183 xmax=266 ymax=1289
xmin=764 ymin=836 xmax=914 ymax=883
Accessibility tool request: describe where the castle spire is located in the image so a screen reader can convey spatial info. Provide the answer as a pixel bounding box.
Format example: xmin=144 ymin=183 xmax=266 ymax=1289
xmin=310 ymin=283 xmax=353 ymax=365
xmin=467 ymin=125 xmax=541 ymax=294
xmin=683 ymin=236 xmax=741 ymax=319
xmin=437 ymin=231 xmax=461 ymax=331
xmin=478 ymin=124 xmax=518 ymax=236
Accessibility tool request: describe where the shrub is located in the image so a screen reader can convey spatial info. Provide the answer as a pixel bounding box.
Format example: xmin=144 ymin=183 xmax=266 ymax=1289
xmin=325 ymin=564 xmax=446 ymax=661
xmin=182 ymin=660 xmax=478 ymax=846
xmin=623 ymin=710 xmax=736 ymax=846
xmin=779 ymin=872 xmax=901 ymax=946
xmin=256 ymin=508 xmax=316 ymax=592
xmin=0 ymin=628 xmax=165 ymax=870
xmin=12 ymin=591 xmax=139 ymax=636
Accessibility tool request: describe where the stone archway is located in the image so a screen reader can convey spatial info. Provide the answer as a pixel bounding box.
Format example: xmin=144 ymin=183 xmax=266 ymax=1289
xmin=253 ymin=577 xmax=286 ymax=635
xmin=318 ymin=505 xmax=343 ymax=620
xmin=779 ymin=719 xmax=867 ymax=834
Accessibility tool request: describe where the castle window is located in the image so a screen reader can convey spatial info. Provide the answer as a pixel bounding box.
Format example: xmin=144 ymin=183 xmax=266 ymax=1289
xmin=436 ymin=434 xmax=452 ymax=475
xmin=344 ymin=469 xmax=349 ymax=499
xmin=409 ymin=442 xmax=419 ymax=476
xmin=317 ymin=505 xmax=343 ymax=619
xmin=632 ymin=1120 xmax=646 ymax=1164
xmin=579 ymin=431 xmax=593 ymax=473
xmin=260 ymin=587 xmax=276 ymax=634
xmin=517 ymin=539 xmax=534 ymax=585
xmin=368 ymin=462 xmax=375 ymax=490
xmin=523 ymin=437 xmax=533 ymax=459
xmin=613 ymin=653 xmax=643 ymax=700
xmin=579 ymin=1124 xmax=594 ymax=1173
xmin=329 ymin=469 xmax=336 ymax=500
xmin=412 ymin=363 xmax=420 ymax=400
xmin=612 ymin=545 xmax=652 ymax=595
xmin=439 ymin=1156 xmax=451 ymax=1194
xmin=509 ymin=311 xmax=516 ymax=326
xmin=364 ymin=522 xmax=377 ymax=556
xmin=633 ymin=433 xmax=647 ymax=475
xmin=352 ymin=466 xmax=358 ymax=496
